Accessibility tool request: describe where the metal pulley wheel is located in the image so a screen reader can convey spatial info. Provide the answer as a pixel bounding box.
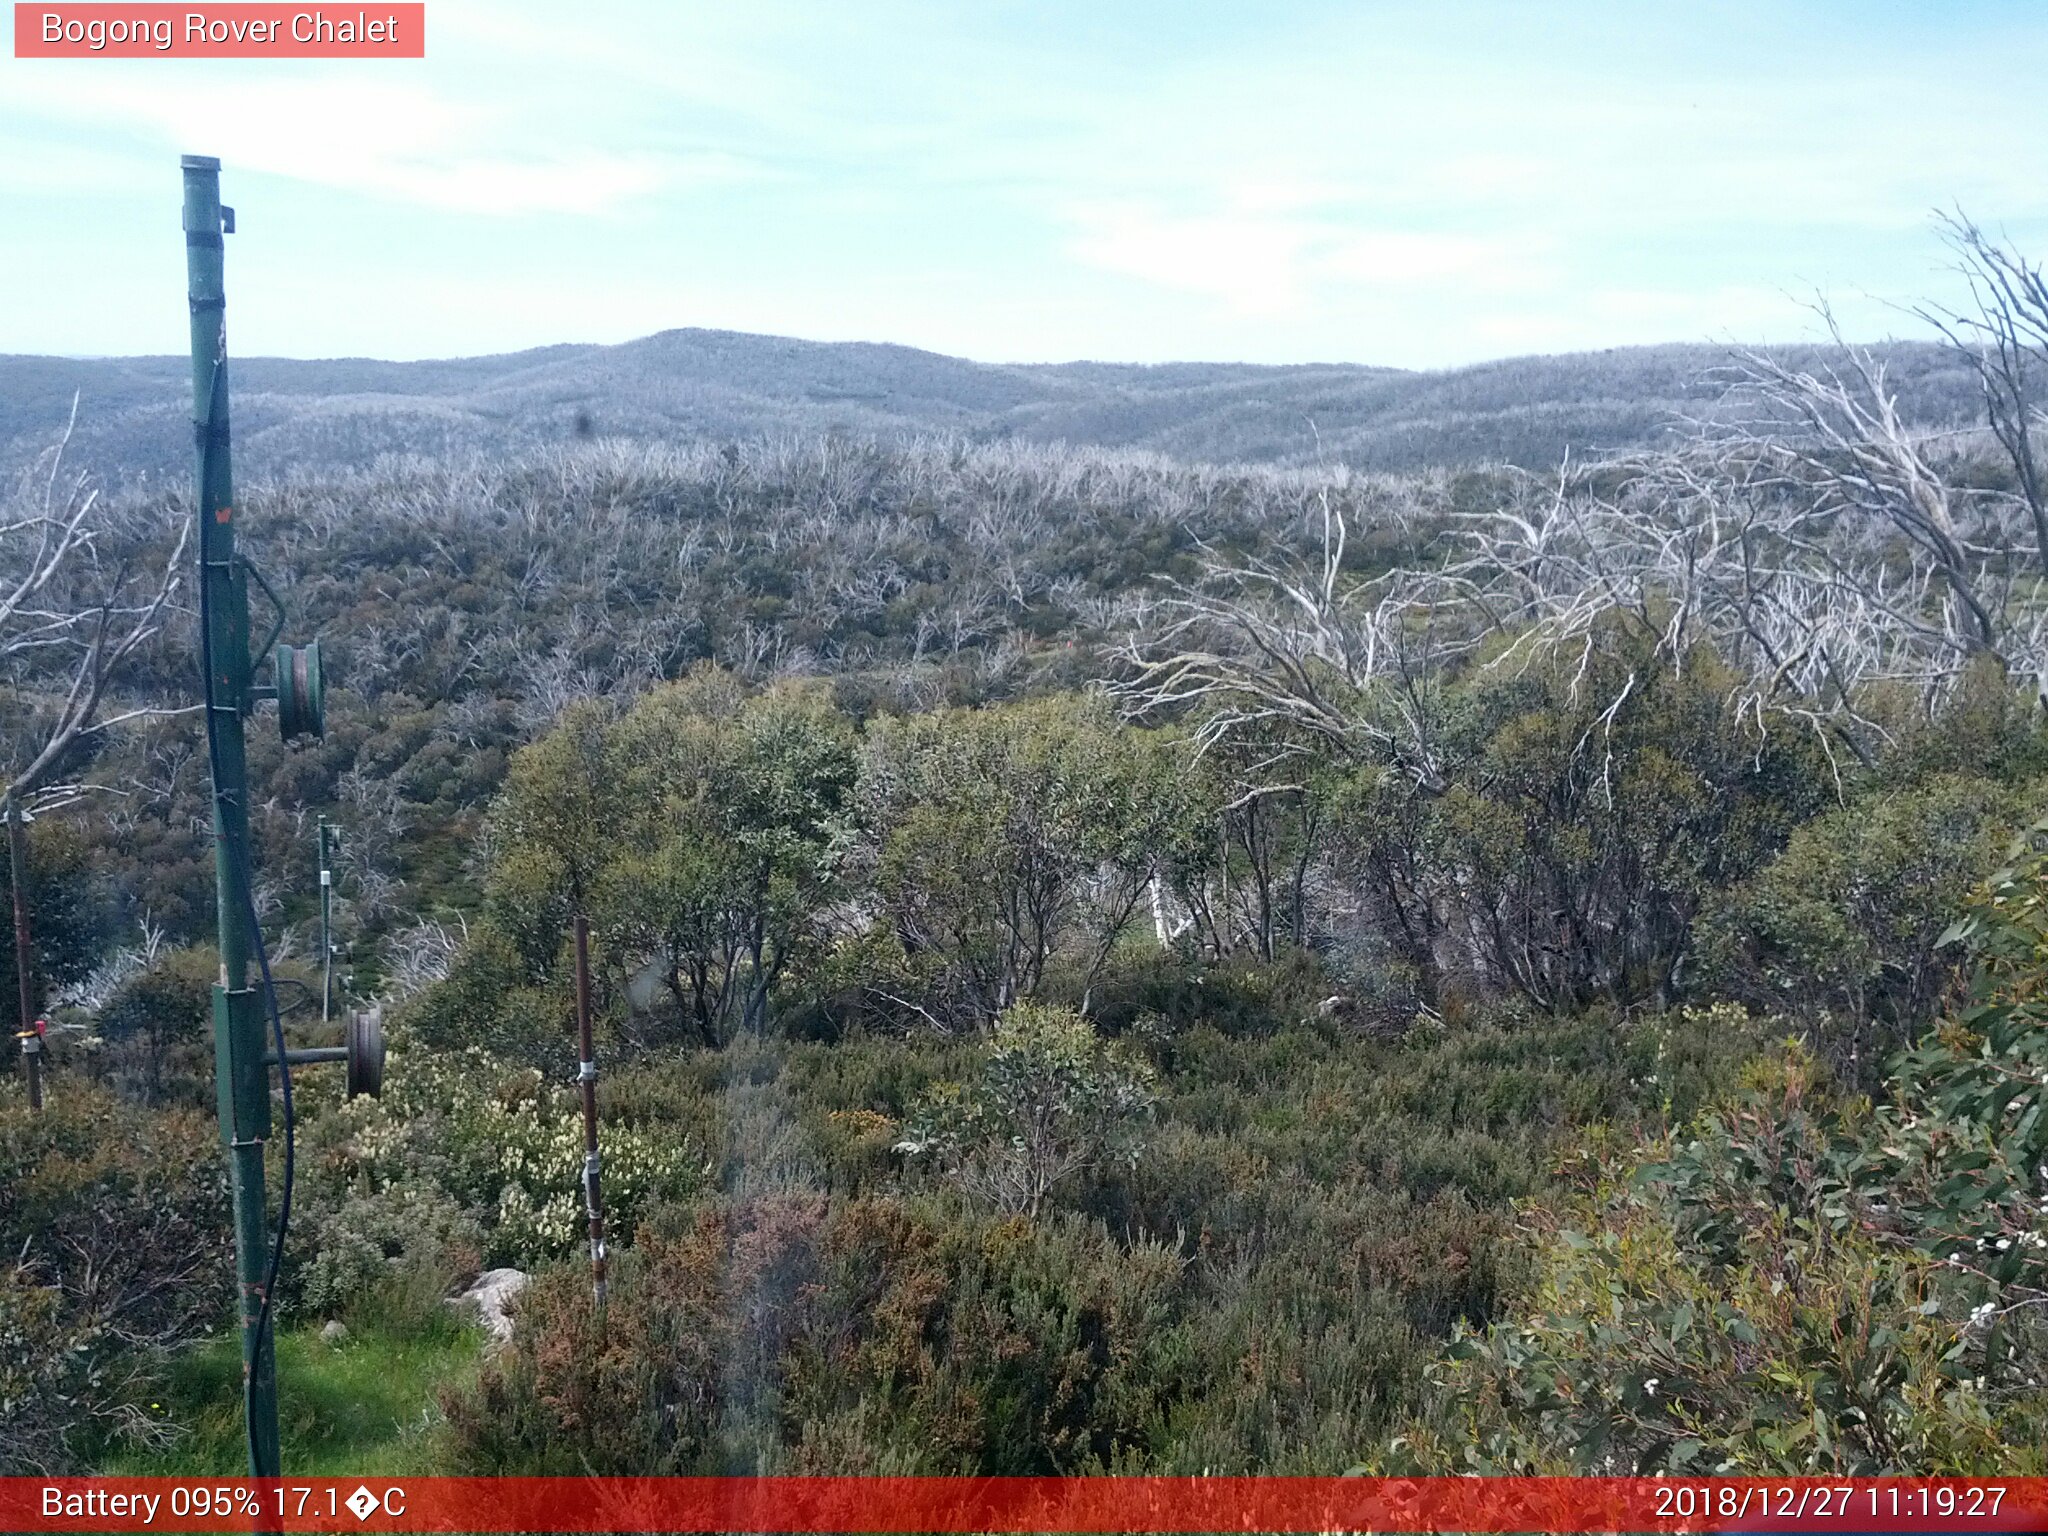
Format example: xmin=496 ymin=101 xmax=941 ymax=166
xmin=275 ymin=638 xmax=325 ymax=741
xmin=344 ymin=1004 xmax=384 ymax=1100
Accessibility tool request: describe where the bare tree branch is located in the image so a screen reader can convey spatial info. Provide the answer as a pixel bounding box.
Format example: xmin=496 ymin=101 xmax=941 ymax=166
xmin=1 ymin=400 xmax=191 ymax=813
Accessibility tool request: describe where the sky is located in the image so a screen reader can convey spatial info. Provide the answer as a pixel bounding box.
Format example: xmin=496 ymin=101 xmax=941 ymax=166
xmin=4 ymin=0 xmax=2047 ymax=369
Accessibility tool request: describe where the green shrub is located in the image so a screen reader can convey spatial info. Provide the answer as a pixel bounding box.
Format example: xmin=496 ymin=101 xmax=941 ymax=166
xmin=0 ymin=1084 xmax=228 ymax=1472
xmin=0 ymin=816 xmax=111 ymax=1019
xmin=437 ymin=987 xmax=1749 ymax=1476
xmin=896 ymin=1003 xmax=1157 ymax=1216
xmin=445 ymin=1192 xmax=1185 ymax=1475
xmin=1086 ymin=946 xmax=1339 ymax=1041
xmin=293 ymin=1184 xmax=485 ymax=1321
xmin=404 ymin=921 xmax=574 ymax=1071
xmin=1878 ymin=655 xmax=2048 ymax=787
xmin=1701 ymin=775 xmax=2022 ymax=1077
xmin=93 ymin=945 xmax=215 ymax=1107
xmin=1415 ymin=622 xmax=1828 ymax=1013
xmin=862 ymin=696 xmax=1192 ymax=1025
xmin=1383 ymin=830 xmax=2048 ymax=1475
xmin=1384 ymin=1052 xmax=2039 ymax=1474
xmin=471 ymin=674 xmax=858 ymax=1049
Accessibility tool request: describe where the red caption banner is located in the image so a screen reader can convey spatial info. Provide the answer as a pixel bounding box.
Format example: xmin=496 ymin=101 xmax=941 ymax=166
xmin=4 ymin=1477 xmax=2046 ymax=1534
xmin=13 ymin=3 xmax=423 ymax=57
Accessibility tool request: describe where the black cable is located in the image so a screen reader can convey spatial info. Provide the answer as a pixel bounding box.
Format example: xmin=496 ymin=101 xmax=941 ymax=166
xmin=193 ymin=351 xmax=294 ymax=1474
xmin=243 ymin=836 xmax=295 ymax=1462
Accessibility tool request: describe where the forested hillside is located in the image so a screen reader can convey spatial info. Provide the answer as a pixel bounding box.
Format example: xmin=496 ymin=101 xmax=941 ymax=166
xmin=4 ymin=234 xmax=2047 ymax=1478
xmin=0 ymin=331 xmax=1981 ymax=485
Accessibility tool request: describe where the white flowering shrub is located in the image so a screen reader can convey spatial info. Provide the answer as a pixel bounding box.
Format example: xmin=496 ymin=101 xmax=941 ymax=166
xmin=327 ymin=1041 xmax=704 ymax=1268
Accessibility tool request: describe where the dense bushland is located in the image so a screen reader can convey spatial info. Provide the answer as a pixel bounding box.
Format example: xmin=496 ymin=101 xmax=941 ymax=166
xmin=7 ymin=452 xmax=2047 ymax=1471
xmin=421 ymin=642 xmax=2044 ymax=1084
xmin=10 ymin=503 xmax=2048 ymax=1472
xmin=9 ymin=436 xmax=1456 ymax=1003
xmin=1384 ymin=827 xmax=2048 ymax=1474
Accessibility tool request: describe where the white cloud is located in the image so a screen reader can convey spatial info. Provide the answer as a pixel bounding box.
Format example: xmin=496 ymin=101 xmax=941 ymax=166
xmin=1320 ymin=231 xmax=1547 ymax=291
xmin=1065 ymin=195 xmax=1554 ymax=319
xmin=4 ymin=2 xmax=2048 ymax=365
xmin=1066 ymin=203 xmax=1314 ymax=314
xmin=0 ymin=69 xmax=723 ymax=216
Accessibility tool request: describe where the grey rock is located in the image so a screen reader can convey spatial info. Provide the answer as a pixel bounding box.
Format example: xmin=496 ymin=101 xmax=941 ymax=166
xmin=449 ymin=1267 xmax=528 ymax=1346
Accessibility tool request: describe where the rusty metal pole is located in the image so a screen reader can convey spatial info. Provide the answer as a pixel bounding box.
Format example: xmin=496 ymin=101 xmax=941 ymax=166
xmin=7 ymin=804 xmax=42 ymax=1112
xmin=317 ymin=818 xmax=334 ymax=1024
xmin=572 ymin=914 xmax=608 ymax=1314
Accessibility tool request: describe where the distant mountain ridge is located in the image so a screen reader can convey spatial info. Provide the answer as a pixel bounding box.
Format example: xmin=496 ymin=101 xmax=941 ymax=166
xmin=0 ymin=327 xmax=1982 ymax=483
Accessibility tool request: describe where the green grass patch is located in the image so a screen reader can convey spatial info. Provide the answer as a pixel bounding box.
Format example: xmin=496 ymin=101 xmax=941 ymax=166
xmin=104 ymin=1310 xmax=483 ymax=1476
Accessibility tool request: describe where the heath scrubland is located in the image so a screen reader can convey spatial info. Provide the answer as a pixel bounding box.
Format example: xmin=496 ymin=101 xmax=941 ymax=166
xmin=4 ymin=221 xmax=2047 ymax=1475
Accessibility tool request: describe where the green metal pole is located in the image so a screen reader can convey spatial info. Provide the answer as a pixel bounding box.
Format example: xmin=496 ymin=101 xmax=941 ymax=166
xmin=183 ymin=153 xmax=280 ymax=1479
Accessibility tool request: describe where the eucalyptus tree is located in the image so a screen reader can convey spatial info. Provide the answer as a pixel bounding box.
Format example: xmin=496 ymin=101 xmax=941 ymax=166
xmin=861 ymin=693 xmax=1196 ymax=1024
xmin=482 ymin=670 xmax=857 ymax=1046
xmin=598 ymin=670 xmax=856 ymax=1044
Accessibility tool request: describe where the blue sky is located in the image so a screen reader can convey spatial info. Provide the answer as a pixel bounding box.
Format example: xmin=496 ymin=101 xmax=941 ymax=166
xmin=4 ymin=1 xmax=2046 ymax=367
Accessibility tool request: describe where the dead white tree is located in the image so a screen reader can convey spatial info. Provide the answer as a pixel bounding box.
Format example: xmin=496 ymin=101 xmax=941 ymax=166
xmin=382 ymin=911 xmax=469 ymax=999
xmin=1720 ymin=328 xmax=2025 ymax=657
xmin=1919 ymin=212 xmax=2048 ymax=568
xmin=1116 ymin=246 xmax=2048 ymax=793
xmin=2 ymin=398 xmax=191 ymax=816
xmin=2 ymin=402 xmax=188 ymax=1105
xmin=1110 ymin=480 xmax=1461 ymax=791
